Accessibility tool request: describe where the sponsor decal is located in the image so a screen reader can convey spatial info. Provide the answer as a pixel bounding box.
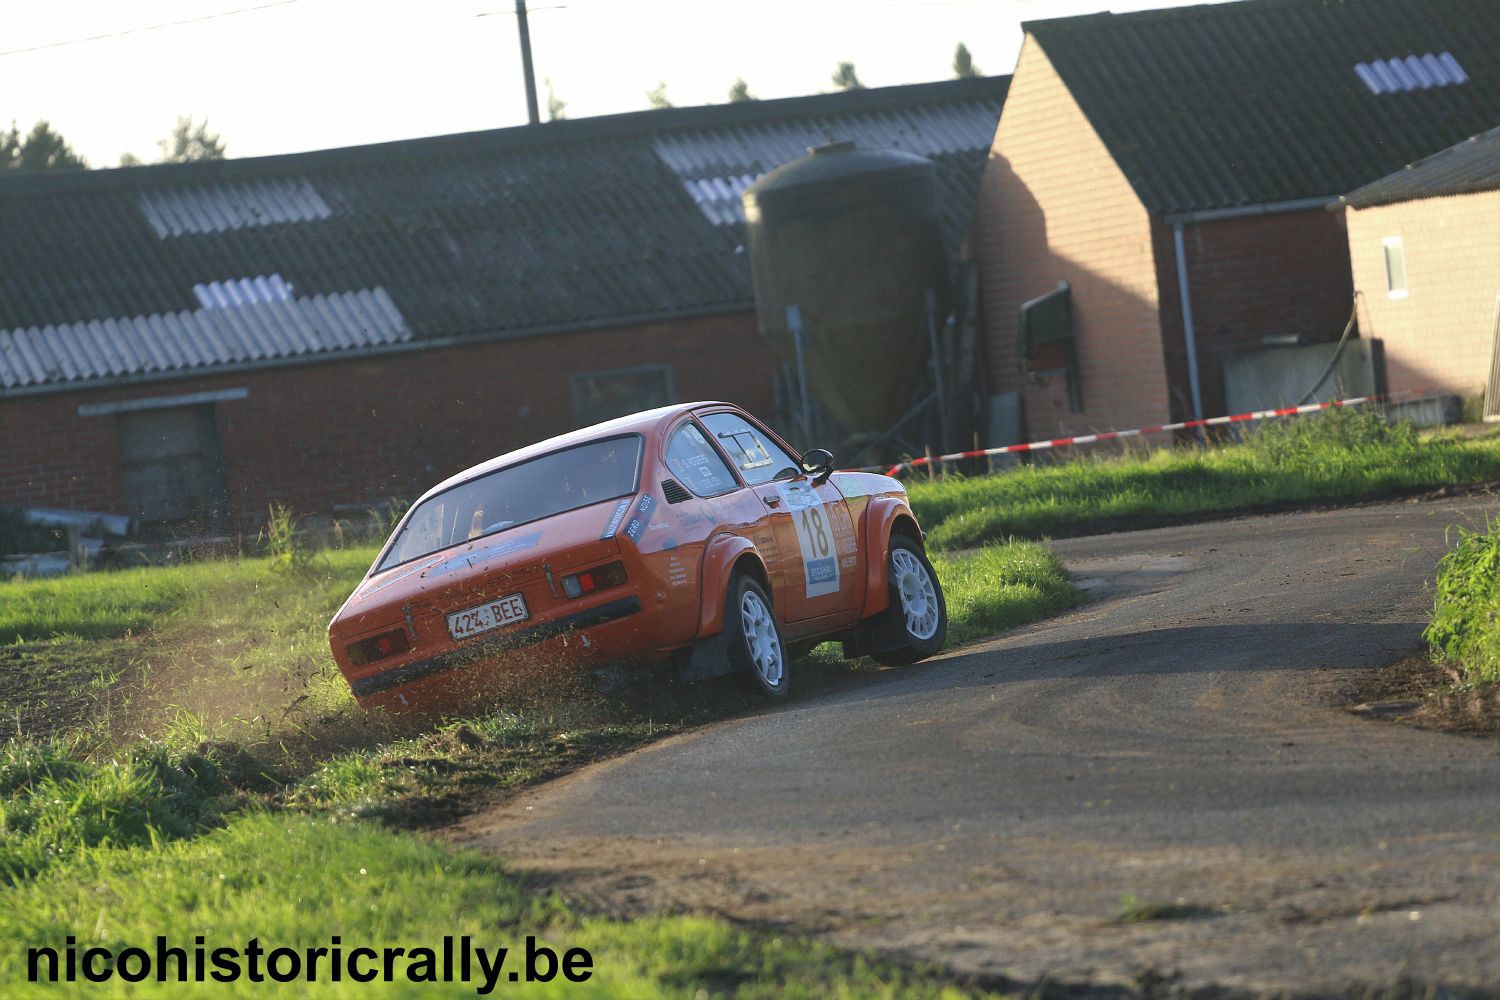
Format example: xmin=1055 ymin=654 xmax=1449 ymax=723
xmin=623 ymin=494 xmax=657 ymax=542
xmin=777 ymin=483 xmax=841 ymax=599
xmin=666 ymin=555 xmax=689 ymax=588
xmin=354 ymin=554 xmax=445 ymax=602
xmin=600 ymin=497 xmax=633 ymax=540
xmin=421 ymin=531 xmax=543 ymax=580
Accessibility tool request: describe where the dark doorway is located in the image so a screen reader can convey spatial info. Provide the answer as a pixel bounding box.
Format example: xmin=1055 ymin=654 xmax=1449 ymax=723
xmin=117 ymin=405 xmax=228 ymax=532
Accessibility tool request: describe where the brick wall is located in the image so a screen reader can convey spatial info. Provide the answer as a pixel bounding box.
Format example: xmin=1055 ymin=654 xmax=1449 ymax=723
xmin=0 ymin=310 xmax=777 ymax=531
xmin=1154 ymin=209 xmax=1356 ymax=419
xmin=976 ymin=35 xmax=1169 ymax=440
xmin=1345 ymin=191 xmax=1500 ymax=398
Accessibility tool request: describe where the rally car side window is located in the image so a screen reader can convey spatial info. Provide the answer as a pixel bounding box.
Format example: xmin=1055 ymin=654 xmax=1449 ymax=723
xmin=665 ymin=422 xmax=738 ymax=497
xmin=699 ymin=413 xmax=799 ymax=486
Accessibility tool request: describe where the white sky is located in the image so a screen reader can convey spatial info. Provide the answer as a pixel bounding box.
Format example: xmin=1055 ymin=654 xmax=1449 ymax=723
xmin=1 ymin=0 xmax=1232 ymax=166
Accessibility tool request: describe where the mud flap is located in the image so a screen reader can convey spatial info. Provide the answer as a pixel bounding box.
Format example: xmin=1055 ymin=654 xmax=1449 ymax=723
xmin=677 ymin=630 xmax=738 ymax=683
xmin=841 ymin=613 xmax=908 ymax=660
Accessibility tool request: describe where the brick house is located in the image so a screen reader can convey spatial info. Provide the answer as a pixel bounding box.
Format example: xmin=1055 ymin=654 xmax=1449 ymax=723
xmin=976 ymin=0 xmax=1500 ymax=442
xmin=1337 ymin=125 xmax=1500 ymax=407
xmin=0 ymin=77 xmax=1007 ymax=534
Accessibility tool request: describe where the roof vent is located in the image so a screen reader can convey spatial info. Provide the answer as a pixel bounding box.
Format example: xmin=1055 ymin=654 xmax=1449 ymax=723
xmin=661 ymin=479 xmax=693 ymax=504
xmin=1355 ymin=52 xmax=1469 ymax=95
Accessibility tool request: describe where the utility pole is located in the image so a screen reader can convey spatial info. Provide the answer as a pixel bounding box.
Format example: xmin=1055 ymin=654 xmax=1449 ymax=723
xmin=515 ymin=0 xmax=541 ymax=125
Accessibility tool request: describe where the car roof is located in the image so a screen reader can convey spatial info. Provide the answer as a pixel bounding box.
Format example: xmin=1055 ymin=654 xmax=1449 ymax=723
xmin=415 ymin=401 xmax=732 ymax=503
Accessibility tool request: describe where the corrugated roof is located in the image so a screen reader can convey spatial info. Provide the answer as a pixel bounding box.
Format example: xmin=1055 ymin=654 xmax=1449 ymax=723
xmin=1341 ymin=124 xmax=1500 ymax=208
xmin=0 ymin=77 xmax=1008 ymax=394
xmin=0 ymin=289 xmax=411 ymax=390
xmin=1026 ymin=0 xmax=1500 ymax=215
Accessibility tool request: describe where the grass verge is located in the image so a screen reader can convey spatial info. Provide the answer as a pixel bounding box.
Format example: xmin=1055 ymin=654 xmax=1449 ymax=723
xmin=907 ymin=409 xmax=1500 ymax=550
xmin=2 ymin=811 xmax=1002 ymax=997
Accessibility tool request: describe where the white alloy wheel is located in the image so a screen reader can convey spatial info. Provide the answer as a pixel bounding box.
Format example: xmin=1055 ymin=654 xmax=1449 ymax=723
xmin=740 ymin=588 xmax=783 ymax=688
xmin=891 ymin=547 xmax=941 ymax=641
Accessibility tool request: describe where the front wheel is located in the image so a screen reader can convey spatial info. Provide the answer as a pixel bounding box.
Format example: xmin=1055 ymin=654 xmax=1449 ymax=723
xmin=726 ymin=574 xmax=789 ymax=698
xmin=871 ymin=535 xmax=947 ymax=666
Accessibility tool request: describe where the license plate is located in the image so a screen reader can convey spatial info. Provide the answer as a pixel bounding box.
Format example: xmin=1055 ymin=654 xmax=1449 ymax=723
xmin=447 ymin=592 xmax=529 ymax=641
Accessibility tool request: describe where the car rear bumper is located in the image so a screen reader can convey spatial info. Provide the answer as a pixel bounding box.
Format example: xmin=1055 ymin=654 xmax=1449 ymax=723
xmin=349 ymin=595 xmax=644 ymax=700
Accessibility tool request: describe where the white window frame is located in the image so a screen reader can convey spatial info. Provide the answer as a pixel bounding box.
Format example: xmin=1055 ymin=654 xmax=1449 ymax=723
xmin=1382 ymin=236 xmax=1408 ymax=299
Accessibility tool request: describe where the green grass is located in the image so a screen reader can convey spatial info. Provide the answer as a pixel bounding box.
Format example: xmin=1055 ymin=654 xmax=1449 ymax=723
xmin=0 ymin=546 xmax=375 ymax=645
xmin=1425 ymin=517 xmax=1500 ymax=686
xmin=933 ymin=542 xmax=1080 ymax=644
xmin=2 ymin=812 xmax=999 ymax=998
xmin=907 ymin=409 xmax=1500 ymax=551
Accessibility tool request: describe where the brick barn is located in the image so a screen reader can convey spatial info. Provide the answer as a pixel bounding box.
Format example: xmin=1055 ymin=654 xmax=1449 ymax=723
xmin=976 ymin=0 xmax=1500 ymax=443
xmin=1338 ymin=125 xmax=1500 ymax=409
xmin=0 ymin=78 xmax=1007 ymax=534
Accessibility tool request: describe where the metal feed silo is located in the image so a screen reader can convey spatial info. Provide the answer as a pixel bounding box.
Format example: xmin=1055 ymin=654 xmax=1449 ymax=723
xmin=742 ymin=141 xmax=949 ymax=434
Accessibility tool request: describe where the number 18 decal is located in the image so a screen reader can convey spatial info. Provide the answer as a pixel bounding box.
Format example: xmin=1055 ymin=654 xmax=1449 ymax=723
xmin=777 ymin=484 xmax=841 ymax=598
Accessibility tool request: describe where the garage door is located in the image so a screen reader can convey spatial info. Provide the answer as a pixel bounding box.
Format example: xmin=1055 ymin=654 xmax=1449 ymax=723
xmin=118 ymin=405 xmax=228 ymax=529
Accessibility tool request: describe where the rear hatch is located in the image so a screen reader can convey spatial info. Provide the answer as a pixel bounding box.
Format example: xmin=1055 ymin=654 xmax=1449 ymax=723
xmin=343 ymin=501 xmax=631 ymax=651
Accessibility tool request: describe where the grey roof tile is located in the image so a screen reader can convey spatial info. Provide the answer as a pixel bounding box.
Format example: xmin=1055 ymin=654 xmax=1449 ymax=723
xmin=0 ymin=77 xmax=1008 ymax=390
xmin=1341 ymin=123 xmax=1500 ymax=207
xmin=1028 ymin=0 xmax=1500 ymax=215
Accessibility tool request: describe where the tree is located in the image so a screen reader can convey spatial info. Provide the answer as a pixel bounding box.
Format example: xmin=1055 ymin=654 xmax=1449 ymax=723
xmin=831 ymin=61 xmax=864 ymax=91
xmin=646 ymin=81 xmax=673 ymax=109
xmin=118 ymin=151 xmax=143 ymax=168
xmin=728 ymin=77 xmax=756 ymax=103
xmin=545 ymin=78 xmax=567 ymax=121
xmin=0 ymin=120 xmax=87 ymax=171
xmin=953 ymin=42 xmax=981 ymax=79
xmin=158 ymin=115 xmax=225 ymax=162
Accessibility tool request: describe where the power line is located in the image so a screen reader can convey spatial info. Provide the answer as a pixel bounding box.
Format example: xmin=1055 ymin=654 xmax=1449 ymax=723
xmin=0 ymin=0 xmax=300 ymax=59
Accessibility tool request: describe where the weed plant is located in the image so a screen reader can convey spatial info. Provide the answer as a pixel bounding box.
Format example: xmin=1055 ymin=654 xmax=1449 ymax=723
xmin=1425 ymin=518 xmax=1500 ymax=685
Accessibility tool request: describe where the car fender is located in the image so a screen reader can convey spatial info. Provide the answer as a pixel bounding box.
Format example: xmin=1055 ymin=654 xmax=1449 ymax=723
xmin=695 ymin=531 xmax=772 ymax=639
xmin=860 ymin=497 xmax=924 ymax=620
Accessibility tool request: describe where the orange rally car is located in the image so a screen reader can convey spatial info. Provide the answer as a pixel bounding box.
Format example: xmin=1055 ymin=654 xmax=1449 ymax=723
xmin=328 ymin=402 xmax=947 ymax=712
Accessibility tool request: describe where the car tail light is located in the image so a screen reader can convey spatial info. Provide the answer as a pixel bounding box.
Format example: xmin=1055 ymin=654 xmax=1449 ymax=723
xmin=561 ymin=561 xmax=627 ymax=599
xmin=347 ymin=628 xmax=411 ymax=666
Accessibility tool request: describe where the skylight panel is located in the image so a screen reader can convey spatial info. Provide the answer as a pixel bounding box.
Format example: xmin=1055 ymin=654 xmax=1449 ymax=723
xmin=1356 ymin=52 xmax=1470 ymax=95
xmin=193 ymin=274 xmax=295 ymax=309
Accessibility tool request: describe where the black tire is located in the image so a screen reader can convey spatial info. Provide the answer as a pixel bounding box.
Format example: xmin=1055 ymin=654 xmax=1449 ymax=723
xmin=724 ymin=574 xmax=789 ymax=698
xmin=871 ymin=535 xmax=948 ymax=667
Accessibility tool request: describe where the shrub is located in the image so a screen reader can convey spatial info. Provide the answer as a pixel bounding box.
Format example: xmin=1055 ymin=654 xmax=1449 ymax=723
xmin=1425 ymin=519 xmax=1500 ymax=684
xmin=1246 ymin=405 xmax=1417 ymax=464
xmin=265 ymin=502 xmax=315 ymax=574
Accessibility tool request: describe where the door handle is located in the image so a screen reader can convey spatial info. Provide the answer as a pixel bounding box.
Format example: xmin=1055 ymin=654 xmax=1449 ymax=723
xmin=764 ymin=496 xmax=781 ymax=508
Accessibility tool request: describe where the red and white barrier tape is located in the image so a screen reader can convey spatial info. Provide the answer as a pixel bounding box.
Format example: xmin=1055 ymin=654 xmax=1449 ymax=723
xmin=862 ymin=390 xmax=1433 ymax=478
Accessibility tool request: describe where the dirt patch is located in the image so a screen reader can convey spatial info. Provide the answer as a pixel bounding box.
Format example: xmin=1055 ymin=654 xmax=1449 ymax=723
xmin=0 ymin=639 xmax=138 ymax=741
xmin=1345 ymin=653 xmax=1500 ymax=740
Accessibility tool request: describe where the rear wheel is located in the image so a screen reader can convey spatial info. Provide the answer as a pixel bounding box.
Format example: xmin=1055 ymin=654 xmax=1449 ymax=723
xmin=726 ymin=574 xmax=788 ymax=698
xmin=871 ymin=535 xmax=947 ymax=667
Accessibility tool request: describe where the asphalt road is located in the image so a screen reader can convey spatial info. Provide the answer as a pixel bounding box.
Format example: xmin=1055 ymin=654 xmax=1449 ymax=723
xmin=457 ymin=497 xmax=1500 ymax=997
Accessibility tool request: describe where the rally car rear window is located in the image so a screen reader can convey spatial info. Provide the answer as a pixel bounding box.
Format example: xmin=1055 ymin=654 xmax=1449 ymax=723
xmin=376 ymin=435 xmax=643 ymax=573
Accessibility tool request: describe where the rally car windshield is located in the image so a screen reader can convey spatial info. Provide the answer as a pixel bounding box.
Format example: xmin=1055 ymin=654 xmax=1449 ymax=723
xmin=375 ymin=435 xmax=643 ymax=573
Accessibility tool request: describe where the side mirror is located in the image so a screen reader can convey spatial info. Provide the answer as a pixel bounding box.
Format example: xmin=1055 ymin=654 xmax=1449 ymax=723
xmin=800 ymin=448 xmax=835 ymax=485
